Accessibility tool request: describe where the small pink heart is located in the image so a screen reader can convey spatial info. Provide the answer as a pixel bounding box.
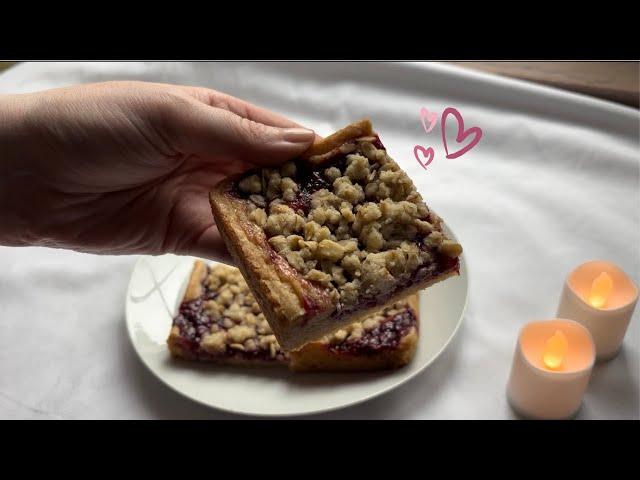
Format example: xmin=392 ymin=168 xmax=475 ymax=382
xmin=413 ymin=145 xmax=435 ymax=170
xmin=441 ymin=107 xmax=482 ymax=159
xmin=420 ymin=107 xmax=439 ymax=134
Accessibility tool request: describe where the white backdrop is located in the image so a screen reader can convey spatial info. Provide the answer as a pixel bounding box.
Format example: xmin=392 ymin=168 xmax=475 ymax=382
xmin=0 ymin=62 xmax=638 ymax=419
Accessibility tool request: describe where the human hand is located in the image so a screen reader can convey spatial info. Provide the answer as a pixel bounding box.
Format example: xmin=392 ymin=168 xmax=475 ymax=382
xmin=0 ymin=81 xmax=316 ymax=263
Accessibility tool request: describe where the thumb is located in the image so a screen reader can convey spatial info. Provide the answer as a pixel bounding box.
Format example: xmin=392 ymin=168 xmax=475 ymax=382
xmin=172 ymin=100 xmax=316 ymax=166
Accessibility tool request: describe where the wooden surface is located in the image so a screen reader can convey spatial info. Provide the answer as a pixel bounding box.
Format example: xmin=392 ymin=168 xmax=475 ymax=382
xmin=452 ymin=62 xmax=639 ymax=108
xmin=0 ymin=62 xmax=638 ymax=108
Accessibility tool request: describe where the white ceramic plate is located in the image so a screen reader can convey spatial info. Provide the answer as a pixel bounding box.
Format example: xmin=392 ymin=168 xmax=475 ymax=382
xmin=125 ymin=233 xmax=468 ymax=417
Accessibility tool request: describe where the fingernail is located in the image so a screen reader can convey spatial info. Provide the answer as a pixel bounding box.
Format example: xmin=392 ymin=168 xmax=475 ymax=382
xmin=281 ymin=128 xmax=315 ymax=143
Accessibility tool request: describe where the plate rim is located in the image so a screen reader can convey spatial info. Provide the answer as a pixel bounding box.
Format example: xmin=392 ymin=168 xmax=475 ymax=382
xmin=125 ymin=250 xmax=469 ymax=418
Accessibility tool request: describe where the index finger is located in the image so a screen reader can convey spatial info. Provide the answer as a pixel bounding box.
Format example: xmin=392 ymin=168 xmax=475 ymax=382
xmin=177 ymin=86 xmax=303 ymax=129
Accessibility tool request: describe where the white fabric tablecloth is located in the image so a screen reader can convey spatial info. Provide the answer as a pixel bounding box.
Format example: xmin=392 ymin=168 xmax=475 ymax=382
xmin=0 ymin=62 xmax=638 ymax=419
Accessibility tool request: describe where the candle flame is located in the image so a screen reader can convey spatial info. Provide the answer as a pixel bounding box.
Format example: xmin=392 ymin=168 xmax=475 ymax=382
xmin=589 ymin=272 xmax=613 ymax=308
xmin=542 ymin=330 xmax=568 ymax=370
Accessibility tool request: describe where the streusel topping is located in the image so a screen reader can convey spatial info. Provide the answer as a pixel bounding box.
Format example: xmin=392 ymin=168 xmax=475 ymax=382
xmin=199 ymin=265 xmax=286 ymax=360
xmin=236 ymin=137 xmax=462 ymax=312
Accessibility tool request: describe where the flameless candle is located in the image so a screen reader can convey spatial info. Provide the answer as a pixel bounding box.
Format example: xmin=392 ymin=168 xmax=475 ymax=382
xmin=556 ymin=260 xmax=638 ymax=361
xmin=507 ymin=319 xmax=595 ymax=420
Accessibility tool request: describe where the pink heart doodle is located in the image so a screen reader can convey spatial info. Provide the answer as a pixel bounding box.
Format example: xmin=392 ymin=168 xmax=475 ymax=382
xmin=419 ymin=107 xmax=439 ymax=134
xmin=413 ymin=145 xmax=435 ymax=170
xmin=441 ymin=107 xmax=482 ymax=159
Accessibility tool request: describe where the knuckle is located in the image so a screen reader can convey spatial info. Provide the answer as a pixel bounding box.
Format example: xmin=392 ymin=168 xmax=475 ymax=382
xmin=239 ymin=117 xmax=270 ymax=144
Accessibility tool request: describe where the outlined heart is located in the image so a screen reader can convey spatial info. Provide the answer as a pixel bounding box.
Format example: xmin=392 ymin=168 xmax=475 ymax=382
xmin=419 ymin=107 xmax=439 ymax=134
xmin=441 ymin=107 xmax=482 ymax=159
xmin=413 ymin=145 xmax=435 ymax=170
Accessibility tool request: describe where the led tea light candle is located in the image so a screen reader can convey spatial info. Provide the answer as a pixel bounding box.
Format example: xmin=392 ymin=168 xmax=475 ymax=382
xmin=507 ymin=319 xmax=595 ymax=420
xmin=556 ymin=260 xmax=638 ymax=361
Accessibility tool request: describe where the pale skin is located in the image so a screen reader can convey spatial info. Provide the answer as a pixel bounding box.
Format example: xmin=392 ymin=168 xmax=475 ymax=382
xmin=0 ymin=81 xmax=316 ymax=263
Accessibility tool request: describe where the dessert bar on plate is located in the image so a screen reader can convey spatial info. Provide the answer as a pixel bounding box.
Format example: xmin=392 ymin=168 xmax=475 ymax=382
xmin=167 ymin=261 xmax=419 ymax=372
xmin=209 ymin=119 xmax=461 ymax=351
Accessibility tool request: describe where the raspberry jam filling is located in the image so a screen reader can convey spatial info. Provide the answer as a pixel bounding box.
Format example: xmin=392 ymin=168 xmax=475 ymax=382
xmin=286 ymin=170 xmax=328 ymax=215
xmin=371 ymin=135 xmax=385 ymax=150
xmin=328 ymin=308 xmax=417 ymax=355
xmin=172 ymin=267 xmax=285 ymax=362
xmin=286 ymin=153 xmax=351 ymax=215
xmin=173 ymin=297 xmax=211 ymax=349
xmin=284 ymin=135 xmax=384 ymax=215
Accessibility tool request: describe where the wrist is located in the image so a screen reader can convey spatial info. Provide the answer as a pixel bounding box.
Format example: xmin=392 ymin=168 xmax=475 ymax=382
xmin=0 ymin=92 xmax=43 ymax=175
xmin=0 ymin=93 xmax=47 ymax=246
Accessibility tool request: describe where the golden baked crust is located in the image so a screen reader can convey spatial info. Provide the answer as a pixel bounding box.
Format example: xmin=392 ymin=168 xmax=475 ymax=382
xmin=209 ymin=120 xmax=461 ymax=351
xmin=183 ymin=259 xmax=207 ymax=301
xmin=301 ymin=119 xmax=374 ymax=160
xmin=288 ymin=329 xmax=418 ymax=372
xmin=289 ymin=294 xmax=419 ymax=372
xmin=167 ymin=261 xmax=420 ymax=371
